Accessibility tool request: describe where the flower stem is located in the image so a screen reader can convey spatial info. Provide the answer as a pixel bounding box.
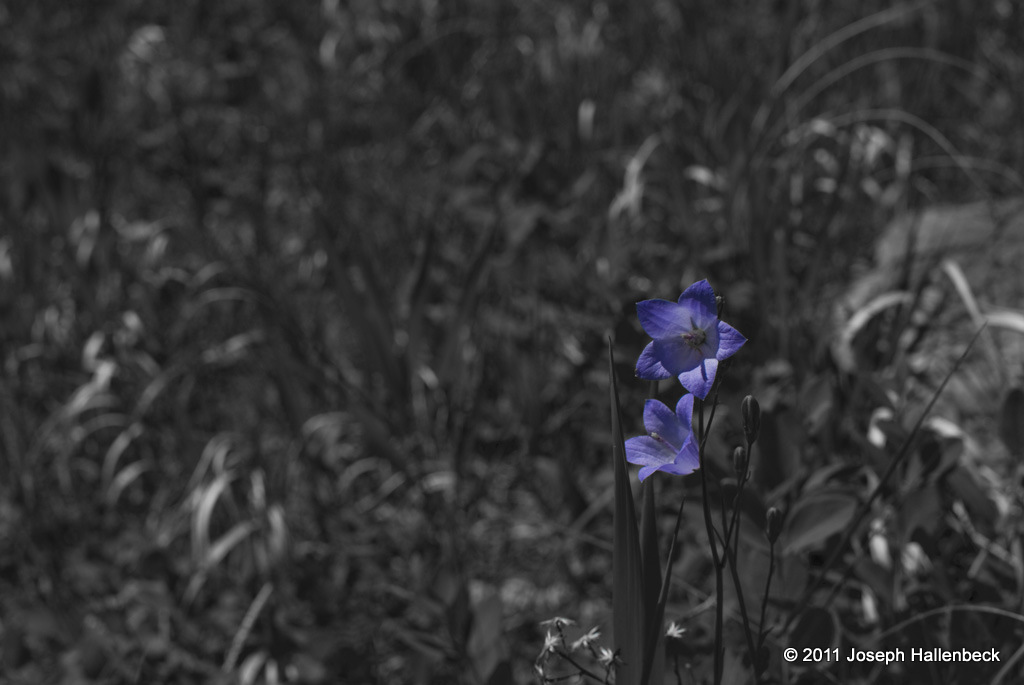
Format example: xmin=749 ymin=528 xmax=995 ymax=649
xmin=758 ymin=538 xmax=777 ymax=655
xmin=642 ymin=489 xmax=687 ymax=681
xmin=697 ymin=398 xmax=724 ymax=685
xmin=720 ymin=438 xmax=761 ymax=684
xmin=550 ymin=649 xmax=606 ymax=684
xmin=719 ymin=504 xmax=760 ymax=685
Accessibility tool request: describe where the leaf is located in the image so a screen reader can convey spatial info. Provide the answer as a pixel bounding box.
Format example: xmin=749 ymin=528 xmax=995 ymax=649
xmin=191 ymin=471 xmax=237 ymax=563
xmin=433 ymin=566 xmax=471 ymax=648
xmin=205 ymin=521 xmax=257 ymax=570
xmin=721 ymin=648 xmax=751 ymax=685
xmin=788 ymin=607 xmax=837 ymax=652
xmin=238 ymin=651 xmax=268 ymax=685
xmin=799 ymin=373 xmax=835 ymax=437
xmin=986 ymin=308 xmax=1024 ymax=335
xmin=638 ymin=479 xmax=665 ymax=685
xmin=946 ymin=466 xmax=999 ymax=530
xmin=999 ymin=387 xmax=1024 ymax=457
xmin=781 ymin=491 xmax=857 ymax=556
xmin=101 ymin=422 xmax=143 ymax=492
xmin=850 ymin=556 xmax=895 ymax=609
xmin=184 ymin=520 xmax=257 ymax=604
xmin=833 ymin=290 xmax=913 ymax=373
xmin=609 ymin=341 xmax=644 ymax=685
xmin=896 ymin=485 xmax=943 ymax=540
xmin=467 ymin=592 xmax=511 ymax=685
xmin=105 ymin=458 xmax=152 ymax=507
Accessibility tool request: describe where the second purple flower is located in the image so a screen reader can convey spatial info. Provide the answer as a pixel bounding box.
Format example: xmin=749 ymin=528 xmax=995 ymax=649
xmin=625 ymin=395 xmax=699 ymax=481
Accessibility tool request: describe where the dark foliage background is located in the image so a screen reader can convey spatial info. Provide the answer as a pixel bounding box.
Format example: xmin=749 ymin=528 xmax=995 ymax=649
xmin=2 ymin=1 xmax=1024 ymax=683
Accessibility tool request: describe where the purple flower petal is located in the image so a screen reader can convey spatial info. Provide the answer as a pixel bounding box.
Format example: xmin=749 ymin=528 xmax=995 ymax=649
xmin=643 ymin=399 xmax=686 ymax=448
xmin=672 ymin=434 xmax=700 ymax=473
xmin=657 ymin=458 xmax=698 ymax=477
xmin=715 ymin=321 xmax=747 ymax=360
xmin=674 ymin=394 xmax=695 ymax=432
xmin=676 ymin=279 xmax=717 ymax=329
xmin=651 ymin=338 xmax=704 ymax=375
xmin=636 ymin=341 xmax=672 ymax=380
xmin=637 ymin=437 xmax=699 ymax=481
xmin=637 ymin=299 xmax=689 ymax=339
xmin=625 ymin=436 xmax=676 ymax=467
xmin=678 ymin=358 xmax=718 ymax=400
xmin=637 ymin=464 xmax=663 ymax=481
xmin=702 ymin=319 xmax=721 ymax=352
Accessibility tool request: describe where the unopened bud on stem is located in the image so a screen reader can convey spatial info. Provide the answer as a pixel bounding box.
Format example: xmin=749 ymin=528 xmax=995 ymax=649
xmin=742 ymin=395 xmax=761 ymax=445
xmin=733 ymin=445 xmax=747 ymax=477
xmin=766 ymin=507 xmax=782 ymax=544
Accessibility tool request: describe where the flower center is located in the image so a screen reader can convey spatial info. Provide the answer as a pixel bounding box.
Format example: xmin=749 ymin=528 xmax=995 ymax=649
xmin=682 ymin=326 xmax=707 ymax=350
xmin=650 ymin=432 xmax=673 ymax=449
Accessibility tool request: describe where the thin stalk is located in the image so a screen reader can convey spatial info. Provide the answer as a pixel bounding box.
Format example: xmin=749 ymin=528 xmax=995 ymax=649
xmin=719 ymin=535 xmax=759 ymax=684
xmin=724 ymin=441 xmax=753 ymax=547
xmin=718 ymin=442 xmax=760 ymax=684
xmin=697 ymin=398 xmax=724 ymax=685
xmin=641 ymin=491 xmax=687 ymax=684
xmin=757 ymin=539 xmax=777 ymax=654
xmin=550 ymin=649 xmax=606 ymax=683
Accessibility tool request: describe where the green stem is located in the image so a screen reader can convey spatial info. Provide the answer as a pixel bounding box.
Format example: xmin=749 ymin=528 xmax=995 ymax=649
xmin=720 ymin=512 xmax=760 ymax=685
xmin=550 ymin=649 xmax=606 ymax=683
xmin=697 ymin=398 xmax=724 ymax=685
xmin=758 ymin=539 xmax=777 ymax=654
xmin=641 ymin=491 xmax=687 ymax=684
xmin=720 ymin=441 xmax=760 ymax=684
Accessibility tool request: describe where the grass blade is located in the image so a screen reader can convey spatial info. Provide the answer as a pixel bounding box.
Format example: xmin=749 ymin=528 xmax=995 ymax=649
xmin=639 ymin=480 xmax=665 ymax=685
xmin=609 ymin=340 xmax=644 ymax=685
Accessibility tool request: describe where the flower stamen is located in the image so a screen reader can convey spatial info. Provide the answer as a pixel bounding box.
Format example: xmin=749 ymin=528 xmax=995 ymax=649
xmin=682 ymin=326 xmax=706 ymax=350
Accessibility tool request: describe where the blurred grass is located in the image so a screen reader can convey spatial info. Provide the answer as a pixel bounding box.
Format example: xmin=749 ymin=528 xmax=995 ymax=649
xmin=1 ymin=0 xmax=1023 ymax=683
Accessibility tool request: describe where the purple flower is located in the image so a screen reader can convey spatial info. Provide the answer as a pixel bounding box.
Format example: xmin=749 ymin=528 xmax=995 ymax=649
xmin=635 ymin=279 xmax=746 ymax=399
xmin=625 ymin=395 xmax=699 ymax=481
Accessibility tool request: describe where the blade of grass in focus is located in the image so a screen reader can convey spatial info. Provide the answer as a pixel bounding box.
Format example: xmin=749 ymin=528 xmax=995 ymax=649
xmin=639 ymin=480 xmax=665 ymax=685
xmin=609 ymin=340 xmax=644 ymax=685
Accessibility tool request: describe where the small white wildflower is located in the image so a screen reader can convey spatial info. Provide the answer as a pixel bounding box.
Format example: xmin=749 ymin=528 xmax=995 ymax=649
xmin=539 ymin=616 xmax=576 ymax=629
xmin=541 ymin=630 xmax=560 ymax=656
xmin=665 ymin=621 xmax=686 ymax=639
xmin=597 ymin=646 xmax=616 ymax=666
xmin=570 ymin=626 xmax=601 ymax=651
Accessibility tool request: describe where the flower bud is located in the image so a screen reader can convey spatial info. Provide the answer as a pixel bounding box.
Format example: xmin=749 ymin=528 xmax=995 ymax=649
xmin=733 ymin=445 xmax=747 ymax=477
xmin=715 ymin=294 xmax=725 ymax=318
xmin=741 ymin=395 xmax=761 ymax=445
xmin=765 ymin=507 xmax=782 ymax=543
